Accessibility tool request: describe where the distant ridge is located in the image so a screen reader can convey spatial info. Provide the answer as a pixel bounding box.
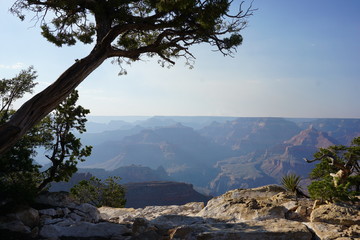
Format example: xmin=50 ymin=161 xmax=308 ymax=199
xmin=124 ymin=181 xmax=211 ymax=208
xmin=63 ymin=116 xmax=360 ymax=196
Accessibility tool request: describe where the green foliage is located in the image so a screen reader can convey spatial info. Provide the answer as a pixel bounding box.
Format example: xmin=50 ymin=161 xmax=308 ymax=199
xmin=11 ymin=0 xmax=253 ymax=66
xmin=1 ymin=68 xmax=43 ymax=205
xmin=0 ymin=66 xmax=37 ymax=122
xmin=0 ymin=123 xmax=45 ymax=204
xmin=70 ymin=176 xmax=126 ymax=208
xmin=309 ymin=153 xmax=338 ymax=180
xmin=0 ymin=171 xmax=42 ymax=205
xmin=281 ymin=173 xmax=302 ymax=195
xmin=39 ymin=90 xmax=92 ymax=190
xmin=0 ymin=68 xmax=91 ymax=205
xmin=307 ymin=137 xmax=360 ymax=202
xmin=0 ymin=121 xmax=43 ymax=175
xmin=308 ymin=176 xmax=357 ymax=202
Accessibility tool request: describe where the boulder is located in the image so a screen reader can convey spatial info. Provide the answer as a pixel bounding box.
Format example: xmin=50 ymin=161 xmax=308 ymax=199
xmin=304 ymin=222 xmax=360 ymax=240
xmin=39 ymin=221 xmax=131 ymax=239
xmin=0 ymin=219 xmax=31 ymax=234
xmin=190 ymin=219 xmax=312 ymax=240
xmin=73 ymin=203 xmax=100 ymax=222
xmin=39 ymin=208 xmax=57 ymax=217
xmin=310 ymin=203 xmax=360 ymax=226
xmin=98 ymin=202 xmax=204 ymax=223
xmin=99 ymin=206 xmax=137 ymax=222
xmin=132 ymin=217 xmax=166 ymax=239
xmin=151 ymin=214 xmax=215 ymax=228
xmin=0 ymin=207 xmax=40 ymax=239
xmin=225 ymin=185 xmax=286 ymax=200
xmin=12 ymin=207 xmax=39 ymax=228
xmin=137 ymin=202 xmax=204 ymax=219
xmin=196 ymin=185 xmax=287 ymax=222
xmin=131 ymin=216 xmax=312 ymax=240
xmin=2 ymin=185 xmax=359 ymax=240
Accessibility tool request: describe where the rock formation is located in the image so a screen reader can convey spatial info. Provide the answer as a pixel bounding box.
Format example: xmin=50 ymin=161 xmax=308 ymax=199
xmin=0 ymin=185 xmax=359 ymax=239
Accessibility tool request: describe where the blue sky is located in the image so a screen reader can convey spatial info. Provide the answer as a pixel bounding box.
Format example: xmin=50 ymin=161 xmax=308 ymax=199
xmin=1 ymin=0 xmax=360 ymax=118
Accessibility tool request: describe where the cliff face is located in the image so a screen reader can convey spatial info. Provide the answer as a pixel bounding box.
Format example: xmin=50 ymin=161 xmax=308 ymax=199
xmin=209 ymin=126 xmax=339 ymax=195
xmin=301 ymin=118 xmax=360 ymax=145
xmin=199 ymin=117 xmax=301 ymax=153
xmin=124 ymin=181 xmax=211 ymax=208
xmin=284 ymin=126 xmax=338 ymax=149
xmin=67 ymin=117 xmax=360 ymax=197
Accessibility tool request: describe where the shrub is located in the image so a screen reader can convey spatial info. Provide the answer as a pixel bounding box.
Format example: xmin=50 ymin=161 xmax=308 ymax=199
xmin=70 ymin=176 xmax=126 ymax=208
xmin=308 ymin=176 xmax=338 ymax=202
xmin=306 ymin=137 xmax=360 ymax=202
xmin=1 ymin=69 xmax=91 ymax=206
xmin=281 ymin=173 xmax=302 ymax=199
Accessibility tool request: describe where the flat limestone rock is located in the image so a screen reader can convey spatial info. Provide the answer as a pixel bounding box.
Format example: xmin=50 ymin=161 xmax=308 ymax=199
xmin=39 ymin=221 xmax=131 ymax=238
xmin=196 ymin=185 xmax=287 ymax=222
xmin=200 ymin=219 xmax=311 ymax=240
xmin=310 ymin=203 xmax=360 ymax=226
xmin=168 ymin=218 xmax=312 ymax=240
xmin=304 ymin=222 xmax=360 ymax=240
xmin=98 ymin=202 xmax=204 ymax=223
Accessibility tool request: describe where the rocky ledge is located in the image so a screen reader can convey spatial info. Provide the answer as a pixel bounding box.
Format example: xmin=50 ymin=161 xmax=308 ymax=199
xmin=0 ymin=185 xmax=359 ymax=240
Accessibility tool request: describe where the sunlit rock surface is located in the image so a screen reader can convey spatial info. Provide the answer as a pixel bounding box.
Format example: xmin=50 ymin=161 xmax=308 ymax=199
xmin=1 ymin=186 xmax=359 ymax=239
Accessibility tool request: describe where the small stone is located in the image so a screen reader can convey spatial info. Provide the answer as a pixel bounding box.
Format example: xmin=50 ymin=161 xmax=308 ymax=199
xmin=310 ymin=203 xmax=360 ymax=226
xmin=246 ymin=198 xmax=261 ymax=209
xmin=295 ymin=206 xmax=308 ymax=217
xmin=69 ymin=212 xmax=82 ymax=222
xmin=11 ymin=207 xmax=39 ymax=228
xmin=282 ymin=201 xmax=298 ymax=211
xmin=62 ymin=207 xmax=71 ymax=216
xmin=39 ymin=208 xmax=57 ymax=217
xmin=132 ymin=218 xmax=151 ymax=236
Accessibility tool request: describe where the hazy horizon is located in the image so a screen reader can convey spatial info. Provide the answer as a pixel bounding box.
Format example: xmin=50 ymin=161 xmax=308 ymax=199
xmin=85 ymin=115 xmax=358 ymax=124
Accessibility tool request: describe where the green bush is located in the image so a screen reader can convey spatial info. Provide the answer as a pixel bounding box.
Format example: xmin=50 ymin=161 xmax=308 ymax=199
xmin=307 ymin=137 xmax=360 ymax=202
xmin=1 ymin=68 xmax=91 ymax=206
xmin=308 ymin=176 xmax=358 ymax=202
xmin=70 ymin=176 xmax=126 ymax=208
xmin=0 ymin=172 xmax=41 ymax=206
xmin=308 ymin=176 xmax=339 ymax=202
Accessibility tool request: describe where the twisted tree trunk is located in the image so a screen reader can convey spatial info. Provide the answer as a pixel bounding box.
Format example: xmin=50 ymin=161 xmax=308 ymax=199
xmin=0 ymin=45 xmax=108 ymax=155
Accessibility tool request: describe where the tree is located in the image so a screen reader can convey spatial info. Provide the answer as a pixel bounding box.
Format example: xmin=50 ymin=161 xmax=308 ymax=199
xmin=0 ymin=66 xmax=37 ymax=123
xmin=305 ymin=137 xmax=360 ymax=202
xmin=70 ymin=176 xmax=126 ymax=208
xmin=0 ymin=69 xmax=91 ymax=204
xmin=38 ymin=90 xmax=92 ymax=191
xmin=0 ymin=0 xmax=254 ymax=154
xmin=0 ymin=68 xmax=45 ymax=204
